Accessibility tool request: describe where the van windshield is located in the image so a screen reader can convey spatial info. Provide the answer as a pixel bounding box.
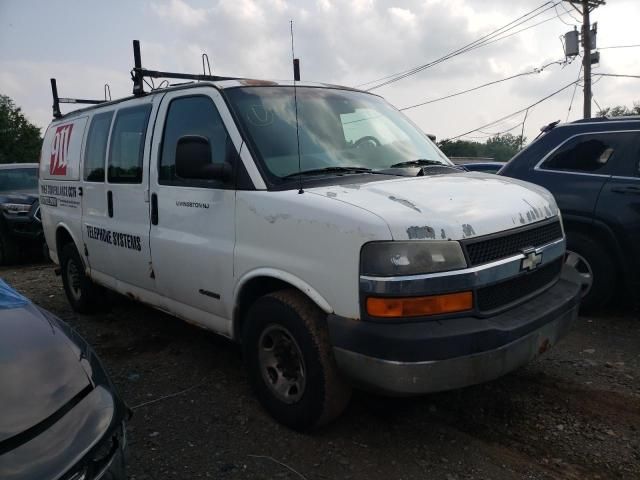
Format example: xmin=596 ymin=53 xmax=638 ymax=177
xmin=225 ymin=87 xmax=451 ymax=184
xmin=0 ymin=167 xmax=38 ymax=193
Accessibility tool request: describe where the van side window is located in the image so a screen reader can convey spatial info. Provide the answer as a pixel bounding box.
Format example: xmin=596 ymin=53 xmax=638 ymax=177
xmin=159 ymin=95 xmax=235 ymax=187
xmin=108 ymin=105 xmax=152 ymax=184
xmin=84 ymin=111 xmax=113 ymax=182
xmin=541 ymin=132 xmax=633 ymax=174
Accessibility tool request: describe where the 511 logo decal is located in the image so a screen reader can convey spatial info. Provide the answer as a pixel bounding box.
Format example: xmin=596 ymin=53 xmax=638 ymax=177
xmin=50 ymin=123 xmax=74 ymax=175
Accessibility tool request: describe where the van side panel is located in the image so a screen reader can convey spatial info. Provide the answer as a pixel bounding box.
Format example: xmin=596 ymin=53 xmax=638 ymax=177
xmin=39 ymin=117 xmax=89 ymax=263
xmin=234 ymin=191 xmax=392 ymax=321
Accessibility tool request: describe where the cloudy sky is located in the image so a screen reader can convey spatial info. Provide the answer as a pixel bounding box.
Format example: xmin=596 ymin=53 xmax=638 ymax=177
xmin=1 ymin=0 xmax=638 ymax=143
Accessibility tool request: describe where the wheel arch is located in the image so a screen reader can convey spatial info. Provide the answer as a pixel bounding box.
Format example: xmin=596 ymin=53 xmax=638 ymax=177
xmin=232 ymin=269 xmax=333 ymax=342
xmin=562 ymin=215 xmax=624 ymax=277
xmin=55 ymin=223 xmax=85 ymax=269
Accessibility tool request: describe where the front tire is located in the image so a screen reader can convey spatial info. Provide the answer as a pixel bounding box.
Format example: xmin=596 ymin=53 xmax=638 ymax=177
xmin=243 ymin=289 xmax=351 ymax=431
xmin=60 ymin=243 xmax=102 ymax=313
xmin=565 ymin=232 xmax=615 ymax=312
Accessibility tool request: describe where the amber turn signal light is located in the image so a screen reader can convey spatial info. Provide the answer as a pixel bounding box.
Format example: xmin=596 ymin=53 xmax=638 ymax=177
xmin=366 ymin=291 xmax=473 ymax=318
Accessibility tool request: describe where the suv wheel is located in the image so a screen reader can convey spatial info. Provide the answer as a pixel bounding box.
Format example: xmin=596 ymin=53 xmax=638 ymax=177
xmin=243 ymin=289 xmax=351 ymax=431
xmin=565 ymin=232 xmax=615 ymax=312
xmin=0 ymin=228 xmax=19 ymax=265
xmin=60 ymin=243 xmax=102 ymax=313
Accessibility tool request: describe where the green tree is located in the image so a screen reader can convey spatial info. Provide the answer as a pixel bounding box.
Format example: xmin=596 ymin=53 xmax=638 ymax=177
xmin=484 ymin=133 xmax=526 ymax=162
xmin=438 ymin=133 xmax=525 ymax=163
xmin=0 ymin=94 xmax=42 ymax=164
xmin=597 ymin=102 xmax=640 ymax=117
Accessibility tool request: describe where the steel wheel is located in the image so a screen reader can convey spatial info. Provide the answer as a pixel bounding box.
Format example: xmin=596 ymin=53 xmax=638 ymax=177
xmin=258 ymin=324 xmax=306 ymax=404
xmin=66 ymin=257 xmax=83 ymax=302
xmin=565 ymin=249 xmax=593 ymax=298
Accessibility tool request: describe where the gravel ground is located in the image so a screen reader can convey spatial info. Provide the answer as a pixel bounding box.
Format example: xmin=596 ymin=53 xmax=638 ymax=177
xmin=3 ymin=262 xmax=639 ymax=480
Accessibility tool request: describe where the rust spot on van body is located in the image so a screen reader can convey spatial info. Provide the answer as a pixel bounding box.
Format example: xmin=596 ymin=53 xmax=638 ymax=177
xmin=407 ymin=226 xmax=435 ymax=239
xmin=462 ymin=224 xmax=476 ymax=237
xmin=264 ymin=213 xmax=291 ymax=224
xmin=238 ymin=79 xmax=278 ymax=86
xmin=389 ymin=196 xmax=421 ymax=213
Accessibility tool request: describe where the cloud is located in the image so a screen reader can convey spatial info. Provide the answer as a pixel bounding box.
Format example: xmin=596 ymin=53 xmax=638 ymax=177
xmin=388 ymin=7 xmax=417 ymax=26
xmin=150 ymin=0 xmax=208 ymax=27
xmin=0 ymin=60 xmax=127 ymax=129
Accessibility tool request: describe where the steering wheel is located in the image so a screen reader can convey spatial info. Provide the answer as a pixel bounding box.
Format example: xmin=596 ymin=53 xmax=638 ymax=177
xmin=354 ymin=136 xmax=381 ymax=149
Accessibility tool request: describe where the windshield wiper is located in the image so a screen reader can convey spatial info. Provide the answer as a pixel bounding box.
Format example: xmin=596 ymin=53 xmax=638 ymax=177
xmin=283 ymin=166 xmax=373 ymax=179
xmin=389 ymin=159 xmax=446 ymax=168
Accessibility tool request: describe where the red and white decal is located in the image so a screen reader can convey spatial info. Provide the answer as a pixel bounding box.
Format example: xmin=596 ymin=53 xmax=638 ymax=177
xmin=49 ymin=124 xmax=74 ymax=176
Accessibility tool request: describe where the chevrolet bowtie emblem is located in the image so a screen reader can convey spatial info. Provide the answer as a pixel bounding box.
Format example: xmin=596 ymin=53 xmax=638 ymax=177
xmin=521 ymin=249 xmax=542 ymax=271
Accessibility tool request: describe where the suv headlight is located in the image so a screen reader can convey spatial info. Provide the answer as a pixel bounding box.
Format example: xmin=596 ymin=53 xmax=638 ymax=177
xmin=361 ymin=241 xmax=467 ymax=276
xmin=1 ymin=203 xmax=31 ymax=214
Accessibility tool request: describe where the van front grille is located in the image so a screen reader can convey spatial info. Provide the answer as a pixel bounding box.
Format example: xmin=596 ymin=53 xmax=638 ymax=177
xmin=476 ymin=258 xmax=563 ymax=312
xmin=463 ymin=220 xmax=562 ymax=266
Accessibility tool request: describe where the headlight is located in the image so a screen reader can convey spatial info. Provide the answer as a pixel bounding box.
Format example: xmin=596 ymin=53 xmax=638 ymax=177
xmin=361 ymin=241 xmax=467 ymax=276
xmin=1 ymin=203 xmax=32 ymax=214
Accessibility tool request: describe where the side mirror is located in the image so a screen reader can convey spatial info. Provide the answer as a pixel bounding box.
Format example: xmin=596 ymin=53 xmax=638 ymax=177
xmin=175 ymin=135 xmax=232 ymax=181
xmin=426 ymin=133 xmax=437 ymax=142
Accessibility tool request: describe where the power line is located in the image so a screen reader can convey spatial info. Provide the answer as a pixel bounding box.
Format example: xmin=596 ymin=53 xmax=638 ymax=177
xmin=478 ymin=123 xmax=524 ymax=136
xmin=358 ymin=2 xmax=564 ymax=91
xmin=445 ymin=79 xmax=580 ymax=140
xmin=399 ymin=58 xmax=569 ymax=111
xmin=594 ymin=73 xmax=640 ymax=79
xmin=461 ymin=13 xmax=573 ymax=53
xmin=566 ymin=62 xmax=583 ymax=121
xmin=366 ymin=9 xmax=573 ymax=92
xmin=558 ymin=1 xmax=582 ymax=22
xmin=598 ymin=44 xmax=640 ymax=50
xmin=365 ymin=4 xmax=562 ymax=91
xmin=554 ymin=4 xmax=577 ymax=25
xmin=592 ymin=95 xmax=603 ymax=113
xmin=520 ymin=108 xmax=530 ymax=148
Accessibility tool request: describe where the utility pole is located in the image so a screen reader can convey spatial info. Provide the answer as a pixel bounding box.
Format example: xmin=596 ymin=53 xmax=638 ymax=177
xmin=582 ymin=4 xmax=592 ymax=118
xmin=563 ymin=0 xmax=605 ymax=119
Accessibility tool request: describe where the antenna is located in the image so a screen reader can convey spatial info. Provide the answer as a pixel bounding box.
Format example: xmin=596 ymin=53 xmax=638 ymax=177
xmin=290 ymin=20 xmax=303 ymax=194
xmin=104 ymin=84 xmax=111 ymax=101
xmin=202 ymin=53 xmax=212 ymax=76
xmin=51 ymin=79 xmax=62 ymax=118
xmin=132 ymin=40 xmax=145 ymax=96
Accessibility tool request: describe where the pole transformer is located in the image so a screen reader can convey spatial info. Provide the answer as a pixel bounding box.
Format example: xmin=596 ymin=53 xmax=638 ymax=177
xmin=563 ymin=0 xmax=605 ymax=119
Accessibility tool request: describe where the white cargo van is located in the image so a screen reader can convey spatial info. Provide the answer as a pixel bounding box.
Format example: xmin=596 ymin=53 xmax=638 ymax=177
xmin=39 ymin=43 xmax=581 ymax=430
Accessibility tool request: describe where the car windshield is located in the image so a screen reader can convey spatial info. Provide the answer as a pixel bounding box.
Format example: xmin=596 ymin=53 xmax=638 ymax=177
xmin=0 ymin=167 xmax=38 ymax=193
xmin=225 ymin=87 xmax=451 ymax=183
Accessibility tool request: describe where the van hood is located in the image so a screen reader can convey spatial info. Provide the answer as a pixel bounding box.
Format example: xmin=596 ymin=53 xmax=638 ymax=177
xmin=307 ymin=173 xmax=559 ymax=241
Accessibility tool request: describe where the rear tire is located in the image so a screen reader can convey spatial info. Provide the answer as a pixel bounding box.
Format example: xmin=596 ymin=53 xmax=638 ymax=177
xmin=243 ymin=289 xmax=351 ymax=431
xmin=60 ymin=243 xmax=102 ymax=313
xmin=565 ymin=231 xmax=615 ymax=312
xmin=0 ymin=227 xmax=19 ymax=265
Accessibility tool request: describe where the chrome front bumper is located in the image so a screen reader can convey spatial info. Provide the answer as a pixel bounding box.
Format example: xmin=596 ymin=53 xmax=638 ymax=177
xmin=330 ymin=272 xmax=581 ymax=396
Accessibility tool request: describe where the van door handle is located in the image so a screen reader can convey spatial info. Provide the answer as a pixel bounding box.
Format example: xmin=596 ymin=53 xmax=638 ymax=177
xmin=151 ymin=193 xmax=158 ymax=225
xmin=107 ymin=190 xmax=113 ymax=218
xmin=78 ymin=186 xmax=83 ymax=197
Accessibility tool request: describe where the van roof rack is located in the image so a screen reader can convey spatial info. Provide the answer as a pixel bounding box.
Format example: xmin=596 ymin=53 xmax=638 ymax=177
xmin=130 ymin=40 xmax=240 ymax=96
xmin=50 ymin=40 xmax=244 ymax=119
xmin=50 ymin=78 xmax=107 ymax=119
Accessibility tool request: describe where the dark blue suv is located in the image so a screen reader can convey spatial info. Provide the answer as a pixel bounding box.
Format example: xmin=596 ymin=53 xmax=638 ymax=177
xmin=499 ymin=117 xmax=640 ymax=311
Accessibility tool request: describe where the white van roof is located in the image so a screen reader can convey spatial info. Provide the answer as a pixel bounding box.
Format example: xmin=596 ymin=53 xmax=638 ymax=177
xmin=49 ymin=79 xmax=369 ymax=125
